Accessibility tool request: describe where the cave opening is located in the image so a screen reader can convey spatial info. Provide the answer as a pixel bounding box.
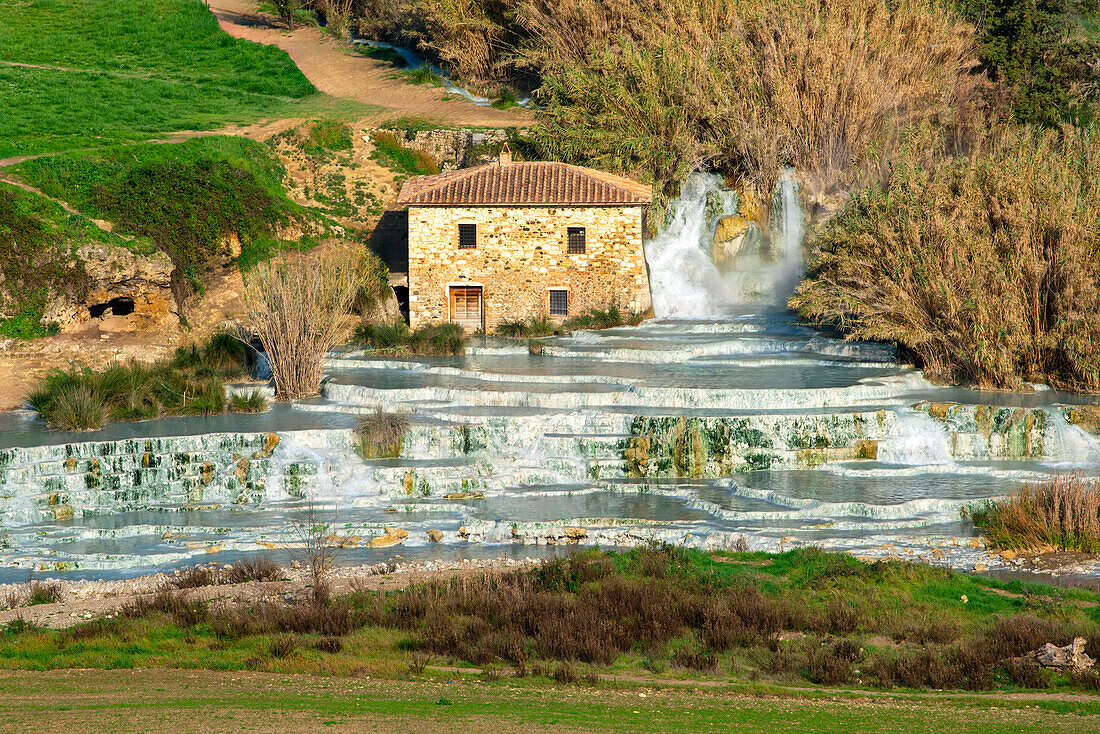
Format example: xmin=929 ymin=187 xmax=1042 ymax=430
xmin=88 ymin=297 xmax=136 ymax=318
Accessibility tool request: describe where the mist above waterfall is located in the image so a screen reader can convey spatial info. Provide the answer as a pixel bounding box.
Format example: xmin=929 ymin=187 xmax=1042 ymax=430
xmin=644 ymin=171 xmax=805 ymax=319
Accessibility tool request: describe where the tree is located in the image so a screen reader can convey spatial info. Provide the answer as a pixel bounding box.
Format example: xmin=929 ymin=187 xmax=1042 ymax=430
xmin=270 ymin=0 xmax=302 ymax=30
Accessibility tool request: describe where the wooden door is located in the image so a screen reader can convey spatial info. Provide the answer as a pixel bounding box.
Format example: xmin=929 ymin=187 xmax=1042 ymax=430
xmin=449 ymin=286 xmax=483 ymax=330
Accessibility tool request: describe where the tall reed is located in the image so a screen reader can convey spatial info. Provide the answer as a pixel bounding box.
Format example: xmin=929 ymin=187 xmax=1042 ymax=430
xmin=969 ymin=475 xmax=1100 ymax=553
xmin=242 ymin=249 xmax=362 ymax=399
xmin=792 ymin=125 xmax=1100 ymax=392
xmin=520 ymin=0 xmax=979 ymax=194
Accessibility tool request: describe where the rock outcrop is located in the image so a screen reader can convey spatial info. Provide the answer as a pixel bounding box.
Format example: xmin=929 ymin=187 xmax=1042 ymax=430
xmin=43 ymin=243 xmax=176 ymax=332
xmin=1022 ymin=637 xmax=1095 ymax=672
xmin=386 ymin=127 xmax=512 ymax=171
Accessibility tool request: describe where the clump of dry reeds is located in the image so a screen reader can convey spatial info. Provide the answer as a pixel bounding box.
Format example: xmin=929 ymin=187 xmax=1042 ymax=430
xmin=520 ymin=0 xmax=979 ymax=195
xmin=968 ymin=475 xmax=1100 ymax=553
xmin=792 ymin=125 xmax=1100 ymax=392
xmin=355 ymin=409 xmax=410 ymax=458
xmin=242 ymin=248 xmax=364 ymax=399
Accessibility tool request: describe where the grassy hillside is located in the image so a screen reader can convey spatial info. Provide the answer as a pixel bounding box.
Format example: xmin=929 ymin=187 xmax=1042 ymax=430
xmin=14 ymin=136 xmax=321 ymax=299
xmin=0 ymin=183 xmax=142 ymax=338
xmin=0 ymin=0 xmax=362 ymax=158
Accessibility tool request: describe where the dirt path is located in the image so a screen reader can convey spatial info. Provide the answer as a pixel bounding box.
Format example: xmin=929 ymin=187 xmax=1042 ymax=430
xmin=209 ymin=0 xmax=532 ymax=128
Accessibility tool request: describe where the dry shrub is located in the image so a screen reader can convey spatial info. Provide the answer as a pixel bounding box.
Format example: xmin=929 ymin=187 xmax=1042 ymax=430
xmin=793 ymin=126 xmax=1100 ymax=393
xmin=984 ymin=614 xmax=1076 ymax=660
xmin=521 ymin=0 xmax=978 ymax=194
xmin=172 ymin=566 xmax=219 ymax=589
xmin=314 ymin=635 xmax=345 ymax=653
xmin=1003 ymin=657 xmax=1050 ymax=689
xmin=970 ymin=475 xmax=1100 ymax=553
xmin=243 ymin=248 xmax=364 ymax=399
xmin=27 ymin=581 xmax=62 ymax=605
xmin=225 ymin=556 xmax=282 ymax=584
xmin=672 ymin=640 xmax=718 ymax=671
xmin=267 ymin=634 xmax=299 ymax=658
xmin=805 ymin=639 xmax=860 ymax=685
xmin=407 ymin=651 xmax=432 ymax=675
xmin=355 ymin=410 xmax=410 ymax=458
xmin=551 ymin=662 xmax=578 ymax=683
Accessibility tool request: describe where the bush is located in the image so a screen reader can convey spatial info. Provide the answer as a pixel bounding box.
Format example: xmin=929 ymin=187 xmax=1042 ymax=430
xmin=225 ymin=556 xmax=282 ymax=584
xmin=409 ymin=323 xmax=465 ymax=355
xmin=230 ymin=391 xmax=269 ymax=414
xmin=27 ymin=331 xmax=251 ymax=430
xmin=792 ymin=126 xmax=1100 ymax=392
xmin=243 ymin=249 xmax=363 ymax=399
xmin=369 ymin=131 xmax=440 ymax=176
xmin=564 ymin=305 xmax=641 ymax=331
xmin=356 ymin=319 xmax=467 ymax=356
xmin=172 ymin=566 xmax=219 ymax=589
xmin=355 ymin=410 xmax=410 ymax=458
xmin=969 ymin=475 xmax=1100 ymax=553
xmin=27 ymin=582 xmax=62 ymax=606
xmin=267 ymin=634 xmax=299 ymax=658
xmin=40 ymin=384 xmax=105 ymax=431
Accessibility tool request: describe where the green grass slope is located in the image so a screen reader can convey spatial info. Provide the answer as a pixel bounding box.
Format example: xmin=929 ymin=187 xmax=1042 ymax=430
xmin=0 ymin=0 xmax=363 ymax=158
xmin=14 ymin=136 xmax=321 ymax=298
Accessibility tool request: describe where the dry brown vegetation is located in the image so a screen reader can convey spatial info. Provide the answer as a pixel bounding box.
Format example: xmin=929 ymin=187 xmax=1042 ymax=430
xmin=355 ymin=0 xmax=980 ymax=193
xmin=528 ymin=0 xmax=978 ymax=194
xmin=792 ymin=125 xmax=1100 ymax=392
xmin=355 ymin=0 xmax=528 ymax=88
xmin=355 ymin=410 xmax=410 ymax=458
xmin=969 ymin=475 xmax=1100 ymax=553
xmin=63 ymin=546 xmax=1100 ymax=693
xmin=242 ymin=248 xmax=367 ymax=399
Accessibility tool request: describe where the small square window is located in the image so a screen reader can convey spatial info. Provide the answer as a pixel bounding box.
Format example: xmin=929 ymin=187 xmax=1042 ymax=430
xmin=548 ymin=289 xmax=569 ymax=316
xmin=458 ymin=223 xmax=476 ymax=249
xmin=567 ymin=227 xmax=586 ymax=254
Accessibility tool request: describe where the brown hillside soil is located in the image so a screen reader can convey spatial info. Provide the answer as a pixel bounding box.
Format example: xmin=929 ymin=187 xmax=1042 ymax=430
xmin=209 ymin=0 xmax=532 ymax=128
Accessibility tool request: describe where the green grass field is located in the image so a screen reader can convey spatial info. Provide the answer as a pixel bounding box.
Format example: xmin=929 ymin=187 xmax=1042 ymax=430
xmin=0 ymin=0 xmax=366 ymax=158
xmin=1 ymin=661 xmax=1098 ymax=734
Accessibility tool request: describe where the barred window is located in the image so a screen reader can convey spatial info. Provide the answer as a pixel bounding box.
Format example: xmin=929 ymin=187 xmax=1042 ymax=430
xmin=458 ymin=223 xmax=476 ymax=249
xmin=548 ymin=289 xmax=569 ymax=316
xmin=567 ymin=227 xmax=586 ymax=254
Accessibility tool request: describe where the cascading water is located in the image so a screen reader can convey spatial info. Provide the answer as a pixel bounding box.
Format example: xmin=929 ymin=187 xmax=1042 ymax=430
xmin=4 ymin=171 xmax=1100 ymax=580
xmin=644 ymin=169 xmax=805 ymax=317
xmin=643 ymin=173 xmax=730 ymax=318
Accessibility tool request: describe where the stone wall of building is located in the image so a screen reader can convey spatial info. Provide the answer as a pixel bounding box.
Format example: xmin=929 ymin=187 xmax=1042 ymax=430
xmin=407 ymin=205 xmax=651 ymax=329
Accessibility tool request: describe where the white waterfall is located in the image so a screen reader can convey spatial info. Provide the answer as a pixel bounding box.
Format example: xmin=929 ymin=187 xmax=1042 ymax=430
xmin=644 ymin=173 xmax=730 ymax=318
xmin=643 ymin=170 xmax=805 ymax=318
xmin=879 ymin=413 xmax=955 ymax=466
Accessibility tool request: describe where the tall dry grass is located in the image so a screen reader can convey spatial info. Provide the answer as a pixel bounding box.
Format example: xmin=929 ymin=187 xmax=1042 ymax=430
xmin=792 ymin=125 xmax=1100 ymax=392
xmin=520 ymin=0 xmax=980 ymax=194
xmin=969 ymin=475 xmax=1100 ymax=553
xmin=355 ymin=0 xmax=527 ymax=86
xmin=242 ymin=249 xmax=363 ymax=399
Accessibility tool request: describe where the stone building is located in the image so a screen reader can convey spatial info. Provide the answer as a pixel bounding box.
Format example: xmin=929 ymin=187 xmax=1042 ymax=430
xmin=397 ymin=150 xmax=652 ymax=331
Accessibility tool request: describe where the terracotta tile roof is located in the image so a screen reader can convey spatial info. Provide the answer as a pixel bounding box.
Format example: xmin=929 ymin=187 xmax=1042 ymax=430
xmin=397 ymin=161 xmax=652 ymax=206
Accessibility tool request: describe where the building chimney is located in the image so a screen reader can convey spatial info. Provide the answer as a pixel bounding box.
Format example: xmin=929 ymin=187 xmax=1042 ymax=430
xmin=498 ymin=143 xmax=512 ymax=165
